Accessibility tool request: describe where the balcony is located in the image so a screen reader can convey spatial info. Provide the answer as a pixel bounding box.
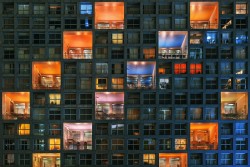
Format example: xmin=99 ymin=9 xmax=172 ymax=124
xmin=63 ymin=123 xmax=92 ymax=150
xmin=190 ymin=2 xmax=218 ymax=29
xmin=127 ymin=61 xmax=156 ymax=89
xmin=190 ymin=123 xmax=218 ymax=150
xmin=158 ymin=31 xmax=188 ymax=59
xmin=95 ymin=2 xmax=124 ymax=29
xmin=63 ymin=31 xmax=93 ymax=59
xmin=95 ymin=92 xmax=124 ymax=120
xmin=159 ymin=153 xmax=187 ymax=167
xmin=2 ymin=92 xmax=30 ymax=120
xmin=221 ymin=92 xmax=248 ymax=120
xmin=32 ymin=62 xmax=61 ymax=90
xmin=33 ymin=153 xmax=60 ymax=167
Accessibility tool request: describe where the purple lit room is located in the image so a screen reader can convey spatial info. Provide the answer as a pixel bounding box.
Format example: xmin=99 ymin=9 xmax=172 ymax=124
xmin=63 ymin=123 xmax=92 ymax=150
xmin=95 ymin=92 xmax=124 ymax=120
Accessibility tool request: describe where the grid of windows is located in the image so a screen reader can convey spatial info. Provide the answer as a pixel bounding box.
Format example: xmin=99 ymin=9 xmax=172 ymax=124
xmin=0 ymin=1 xmax=249 ymax=167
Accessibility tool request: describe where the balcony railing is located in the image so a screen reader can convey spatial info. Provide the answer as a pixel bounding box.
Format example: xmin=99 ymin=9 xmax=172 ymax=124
xmin=3 ymin=114 xmax=30 ymax=120
xmin=158 ymin=53 xmax=187 ymax=59
xmin=190 ymin=141 xmax=218 ymax=150
xmin=95 ymin=21 xmax=124 ymax=29
xmin=64 ymin=49 xmax=92 ymax=59
xmin=190 ymin=22 xmax=218 ymax=29
xmin=221 ymin=113 xmax=248 ymax=120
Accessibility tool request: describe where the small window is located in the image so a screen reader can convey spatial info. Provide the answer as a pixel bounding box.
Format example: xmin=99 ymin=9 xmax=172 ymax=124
xmin=96 ymin=78 xmax=107 ymax=90
xmin=190 ymin=63 xmax=202 ymax=74
xmin=18 ymin=4 xmax=29 ymax=14
xmin=49 ymin=138 xmax=60 ymax=150
xmin=175 ymin=138 xmax=186 ymax=150
xmin=112 ymin=78 xmax=124 ymax=89
xmin=112 ymin=33 xmax=123 ymax=44
xmin=236 ymin=3 xmax=248 ymax=14
xmin=174 ymin=63 xmax=187 ymax=74
xmin=18 ymin=124 xmax=30 ymax=135
xmin=33 ymin=4 xmax=45 ymax=14
xmin=143 ymin=154 xmax=155 ymax=165
xmin=80 ymin=2 xmax=92 ymax=14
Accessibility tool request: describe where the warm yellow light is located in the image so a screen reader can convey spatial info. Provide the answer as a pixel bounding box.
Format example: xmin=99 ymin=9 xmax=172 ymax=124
xmin=18 ymin=124 xmax=30 ymax=135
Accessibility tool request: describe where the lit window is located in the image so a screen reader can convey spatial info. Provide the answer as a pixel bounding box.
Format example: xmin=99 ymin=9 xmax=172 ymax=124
xmin=80 ymin=2 xmax=92 ymax=14
xmin=112 ymin=33 xmax=123 ymax=44
xmin=190 ymin=63 xmax=202 ymax=74
xmin=49 ymin=138 xmax=60 ymax=150
xmin=143 ymin=48 xmax=155 ymax=59
xmin=18 ymin=124 xmax=30 ymax=135
xmin=49 ymin=94 xmax=61 ymax=105
xmin=174 ymin=63 xmax=187 ymax=74
xmin=96 ymin=78 xmax=107 ymax=90
xmin=143 ymin=154 xmax=155 ymax=165
xmin=175 ymin=138 xmax=187 ymax=150
xmin=236 ymin=3 xmax=247 ymax=14
xmin=112 ymin=78 xmax=124 ymax=89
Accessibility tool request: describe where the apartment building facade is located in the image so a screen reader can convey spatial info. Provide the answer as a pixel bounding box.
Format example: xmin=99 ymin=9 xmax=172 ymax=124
xmin=0 ymin=0 xmax=249 ymax=166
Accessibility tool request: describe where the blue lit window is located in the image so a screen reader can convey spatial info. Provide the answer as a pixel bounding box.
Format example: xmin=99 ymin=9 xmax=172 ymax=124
xmin=80 ymin=2 xmax=92 ymax=14
xmin=236 ymin=32 xmax=248 ymax=44
xmin=206 ymin=32 xmax=217 ymax=44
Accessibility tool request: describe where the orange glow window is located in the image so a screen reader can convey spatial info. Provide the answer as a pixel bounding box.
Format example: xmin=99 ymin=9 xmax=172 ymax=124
xmin=49 ymin=138 xmax=61 ymax=150
xmin=174 ymin=63 xmax=187 ymax=74
xmin=175 ymin=138 xmax=187 ymax=150
xmin=18 ymin=124 xmax=30 ymax=135
xmin=159 ymin=68 xmax=165 ymax=74
xmin=190 ymin=63 xmax=202 ymax=74
xmin=143 ymin=48 xmax=155 ymax=59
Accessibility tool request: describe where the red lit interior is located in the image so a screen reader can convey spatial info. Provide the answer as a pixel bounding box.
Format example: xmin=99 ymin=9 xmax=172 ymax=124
xmin=174 ymin=63 xmax=187 ymax=74
xmin=190 ymin=63 xmax=202 ymax=74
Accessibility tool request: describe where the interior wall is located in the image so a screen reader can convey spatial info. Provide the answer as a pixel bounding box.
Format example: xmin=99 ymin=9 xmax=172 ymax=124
xmin=209 ymin=5 xmax=218 ymax=27
xmin=236 ymin=94 xmax=247 ymax=114
xmin=181 ymin=34 xmax=188 ymax=54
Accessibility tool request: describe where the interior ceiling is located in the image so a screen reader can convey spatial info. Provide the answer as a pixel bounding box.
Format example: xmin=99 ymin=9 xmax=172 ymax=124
xmin=33 ymin=62 xmax=61 ymax=75
xmin=64 ymin=31 xmax=92 ymax=36
xmin=190 ymin=123 xmax=217 ymax=130
xmin=159 ymin=31 xmax=187 ymax=48
xmin=221 ymin=92 xmax=247 ymax=102
xmin=33 ymin=153 xmax=60 ymax=158
xmin=95 ymin=2 xmax=124 ymax=22
xmin=159 ymin=153 xmax=187 ymax=158
xmin=95 ymin=92 xmax=124 ymax=102
xmin=190 ymin=2 xmax=218 ymax=21
xmin=127 ymin=61 xmax=155 ymax=75
xmin=64 ymin=123 xmax=92 ymax=130
xmin=4 ymin=92 xmax=30 ymax=102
